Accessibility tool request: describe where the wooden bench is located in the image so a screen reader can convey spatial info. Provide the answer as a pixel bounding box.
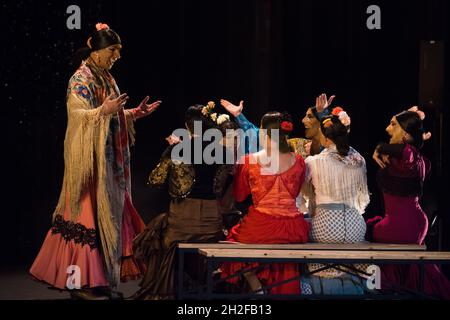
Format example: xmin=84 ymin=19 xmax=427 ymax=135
xmin=179 ymin=241 xmax=426 ymax=251
xmin=176 ymin=242 xmax=433 ymax=299
xmin=195 ymin=248 xmax=450 ymax=299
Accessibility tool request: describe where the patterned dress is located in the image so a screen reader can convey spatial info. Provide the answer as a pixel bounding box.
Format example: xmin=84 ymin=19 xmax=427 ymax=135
xmin=30 ymin=58 xmax=145 ymax=289
xmin=302 ymin=145 xmax=370 ymax=293
xmin=132 ymin=140 xmax=228 ymax=299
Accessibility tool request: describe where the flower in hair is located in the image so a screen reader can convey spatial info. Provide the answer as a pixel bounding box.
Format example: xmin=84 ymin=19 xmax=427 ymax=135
xmin=202 ymin=101 xmax=215 ymax=116
xmin=217 ymin=114 xmax=230 ymax=125
xmin=281 ymin=121 xmax=293 ymax=132
xmin=408 ymin=106 xmax=425 ymax=120
xmin=210 ymin=113 xmax=218 ymax=122
xmin=331 ymin=106 xmax=351 ymax=127
xmin=208 ymin=101 xmax=215 ymax=108
xmin=332 ymin=107 xmax=344 ymax=116
xmin=96 ymin=23 xmax=110 ymax=31
xmin=338 ymin=111 xmax=351 ymax=126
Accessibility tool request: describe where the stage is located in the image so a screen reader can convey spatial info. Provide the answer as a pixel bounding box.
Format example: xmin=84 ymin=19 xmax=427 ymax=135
xmin=0 ymin=266 xmax=140 ymax=300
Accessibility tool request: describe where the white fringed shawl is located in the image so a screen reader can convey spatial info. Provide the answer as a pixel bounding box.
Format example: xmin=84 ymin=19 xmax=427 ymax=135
xmin=303 ymin=145 xmax=370 ymax=214
xmin=53 ymin=59 xmax=136 ymax=286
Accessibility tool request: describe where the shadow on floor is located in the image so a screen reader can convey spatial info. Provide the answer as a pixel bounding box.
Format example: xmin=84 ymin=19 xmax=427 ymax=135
xmin=0 ymin=266 xmax=140 ymax=300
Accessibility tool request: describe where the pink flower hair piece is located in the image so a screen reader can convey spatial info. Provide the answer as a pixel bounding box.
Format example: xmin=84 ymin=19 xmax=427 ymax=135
xmin=96 ymin=23 xmax=110 ymax=31
xmin=408 ymin=106 xmax=425 ymax=120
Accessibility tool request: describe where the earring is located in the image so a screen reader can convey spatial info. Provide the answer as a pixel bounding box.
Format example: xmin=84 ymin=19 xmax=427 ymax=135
xmin=402 ymin=135 xmax=408 ymax=144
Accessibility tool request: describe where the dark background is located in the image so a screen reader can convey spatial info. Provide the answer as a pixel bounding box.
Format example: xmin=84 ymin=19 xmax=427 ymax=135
xmin=1 ymin=0 xmax=449 ymax=269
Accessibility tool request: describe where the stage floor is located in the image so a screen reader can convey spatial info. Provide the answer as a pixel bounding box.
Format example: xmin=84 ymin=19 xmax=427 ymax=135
xmin=0 ymin=266 xmax=140 ymax=300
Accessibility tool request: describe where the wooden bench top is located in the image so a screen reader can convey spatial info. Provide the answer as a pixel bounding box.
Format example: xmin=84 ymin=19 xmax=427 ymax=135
xmin=178 ymin=242 xmax=426 ymax=251
xmin=198 ymin=249 xmax=450 ymax=261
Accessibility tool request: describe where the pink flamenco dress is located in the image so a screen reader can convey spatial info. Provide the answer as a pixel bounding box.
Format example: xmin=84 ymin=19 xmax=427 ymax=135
xmin=30 ymin=58 xmax=146 ymax=290
xmin=220 ymin=154 xmax=310 ymax=295
xmin=367 ymin=143 xmax=450 ymax=299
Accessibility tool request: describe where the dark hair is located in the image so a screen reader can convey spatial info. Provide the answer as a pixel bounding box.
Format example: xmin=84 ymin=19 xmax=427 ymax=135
xmin=396 ymin=111 xmax=425 ymax=149
xmin=72 ymin=28 xmax=121 ymax=68
xmin=185 ymin=105 xmax=216 ymax=133
xmin=320 ymin=116 xmax=350 ymax=156
xmin=217 ymin=118 xmax=239 ymax=136
xmin=260 ymin=111 xmax=293 ymax=153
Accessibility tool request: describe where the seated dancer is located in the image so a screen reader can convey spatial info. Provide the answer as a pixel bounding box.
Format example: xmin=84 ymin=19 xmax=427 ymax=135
xmin=220 ymin=112 xmax=310 ymax=295
xmin=220 ymin=93 xmax=335 ymax=157
xmin=132 ymin=103 xmax=239 ymax=299
xmin=301 ymin=107 xmax=370 ymax=295
xmin=367 ymin=106 xmax=450 ymax=299
xmin=221 ymin=94 xmax=335 ymax=214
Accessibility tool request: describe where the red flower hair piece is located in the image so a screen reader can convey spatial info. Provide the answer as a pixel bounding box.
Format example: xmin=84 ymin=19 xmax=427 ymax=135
xmin=281 ymin=121 xmax=293 ymax=132
xmin=332 ymin=106 xmax=344 ymax=116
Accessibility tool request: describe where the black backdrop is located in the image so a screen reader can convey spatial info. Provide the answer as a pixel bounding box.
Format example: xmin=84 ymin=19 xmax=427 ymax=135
xmin=1 ymin=0 xmax=449 ymax=267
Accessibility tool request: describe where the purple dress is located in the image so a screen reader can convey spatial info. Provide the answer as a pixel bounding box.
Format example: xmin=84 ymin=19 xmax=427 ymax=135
xmin=367 ymin=143 xmax=450 ymax=299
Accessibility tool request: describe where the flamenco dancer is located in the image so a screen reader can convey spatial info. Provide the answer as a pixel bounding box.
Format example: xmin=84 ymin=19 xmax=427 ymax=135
xmin=132 ymin=103 xmax=239 ymax=299
xmin=30 ymin=23 xmax=162 ymax=299
xmin=301 ymin=108 xmax=370 ymax=295
xmin=368 ymin=106 xmax=450 ymax=299
xmin=220 ymin=112 xmax=310 ymax=295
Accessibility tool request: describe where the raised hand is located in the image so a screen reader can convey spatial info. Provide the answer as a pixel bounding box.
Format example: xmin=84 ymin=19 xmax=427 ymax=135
xmin=220 ymin=99 xmax=244 ymax=117
xmin=315 ymin=93 xmax=335 ymax=113
xmin=101 ymin=93 xmax=129 ymax=115
xmin=165 ymin=134 xmax=181 ymax=145
xmin=131 ymin=96 xmax=162 ymax=120
xmin=373 ymin=146 xmax=390 ymax=169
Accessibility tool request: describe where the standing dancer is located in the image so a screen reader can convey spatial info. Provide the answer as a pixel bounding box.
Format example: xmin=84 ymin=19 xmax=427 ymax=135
xmin=30 ymin=23 xmax=162 ymax=299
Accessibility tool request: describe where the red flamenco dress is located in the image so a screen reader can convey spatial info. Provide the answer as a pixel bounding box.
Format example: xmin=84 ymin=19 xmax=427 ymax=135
xmin=221 ymin=154 xmax=309 ymax=294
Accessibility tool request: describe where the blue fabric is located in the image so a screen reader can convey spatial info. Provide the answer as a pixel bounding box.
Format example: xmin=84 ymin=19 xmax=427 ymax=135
xmin=301 ymin=274 xmax=366 ymax=295
xmin=312 ymin=107 xmax=332 ymax=121
xmin=235 ymin=113 xmax=259 ymax=134
xmin=235 ymin=113 xmax=260 ymax=154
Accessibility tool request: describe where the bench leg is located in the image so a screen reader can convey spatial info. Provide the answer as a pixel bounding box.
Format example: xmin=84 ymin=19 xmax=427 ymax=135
xmin=206 ymin=258 xmax=214 ymax=299
xmin=419 ymin=263 xmax=425 ymax=293
xmin=177 ymin=249 xmax=185 ymax=299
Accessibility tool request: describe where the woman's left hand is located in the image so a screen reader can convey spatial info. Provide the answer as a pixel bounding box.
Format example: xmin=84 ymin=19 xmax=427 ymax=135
xmin=131 ymin=96 xmax=162 ymax=120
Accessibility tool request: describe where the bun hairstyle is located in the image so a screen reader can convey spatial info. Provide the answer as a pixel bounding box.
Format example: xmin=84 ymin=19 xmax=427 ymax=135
xmin=396 ymin=111 xmax=426 ymax=149
xmin=72 ymin=23 xmax=121 ymax=68
xmin=185 ymin=104 xmax=216 ymax=133
xmin=217 ymin=118 xmax=239 ymax=136
xmin=260 ymin=111 xmax=294 ymax=153
xmin=320 ymin=115 xmax=350 ymax=157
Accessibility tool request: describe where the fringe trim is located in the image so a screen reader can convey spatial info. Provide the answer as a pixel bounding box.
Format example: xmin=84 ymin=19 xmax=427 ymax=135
xmin=53 ymin=93 xmax=121 ymax=286
xmin=124 ymin=110 xmax=136 ymax=146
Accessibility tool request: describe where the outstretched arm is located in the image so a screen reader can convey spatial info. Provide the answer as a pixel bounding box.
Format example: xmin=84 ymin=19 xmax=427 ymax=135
xmin=220 ymin=99 xmax=259 ymax=133
xmin=126 ymin=96 xmax=162 ymax=121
